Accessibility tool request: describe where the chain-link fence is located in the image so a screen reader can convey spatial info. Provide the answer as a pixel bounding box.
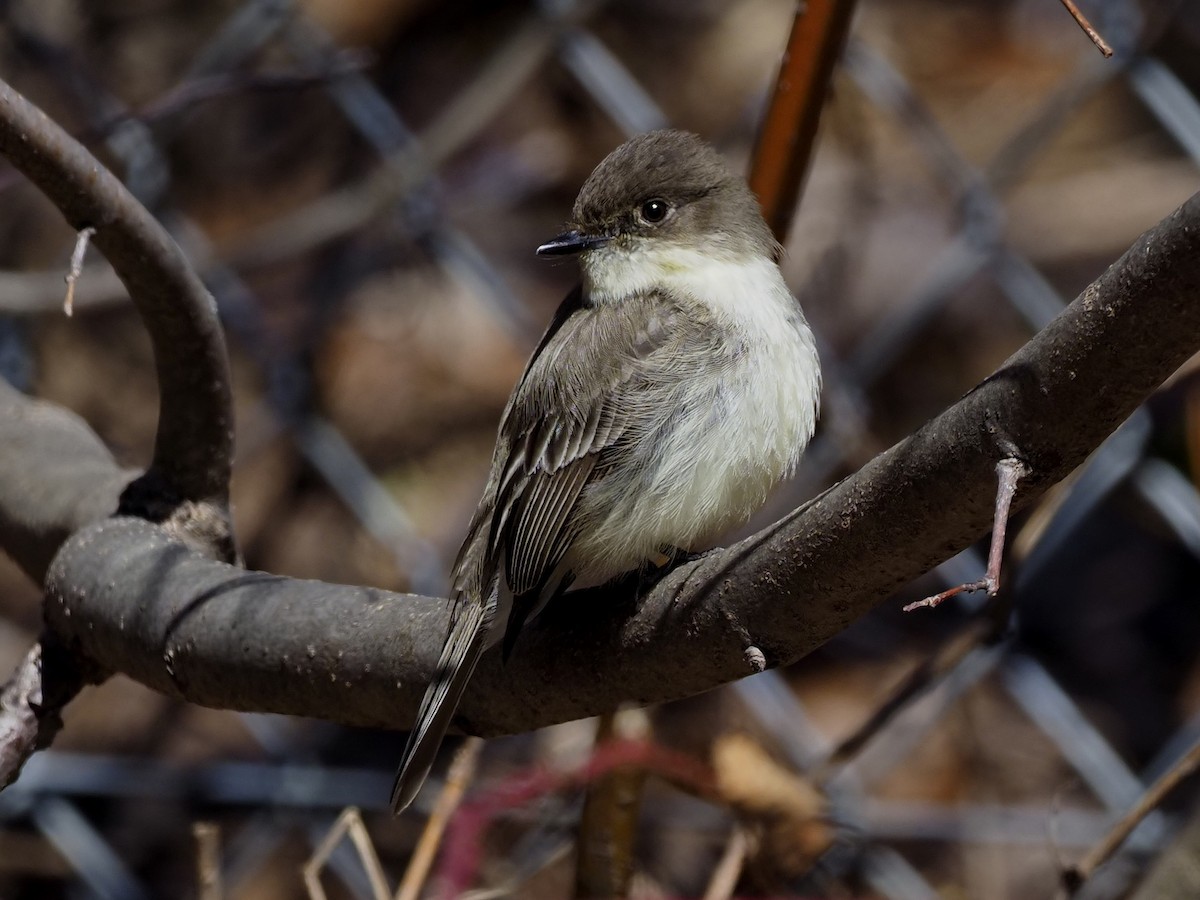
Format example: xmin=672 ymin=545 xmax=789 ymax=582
xmin=2 ymin=0 xmax=1200 ymax=897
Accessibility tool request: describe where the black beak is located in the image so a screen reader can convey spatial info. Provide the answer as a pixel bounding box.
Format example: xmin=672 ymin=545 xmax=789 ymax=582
xmin=536 ymin=230 xmax=611 ymax=257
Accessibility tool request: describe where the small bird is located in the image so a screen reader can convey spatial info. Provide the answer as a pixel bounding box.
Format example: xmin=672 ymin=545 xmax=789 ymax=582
xmin=391 ymin=129 xmax=821 ymax=812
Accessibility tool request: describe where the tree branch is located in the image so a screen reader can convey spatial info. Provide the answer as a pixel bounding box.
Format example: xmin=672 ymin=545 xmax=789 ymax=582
xmin=0 ymin=74 xmax=239 ymax=786
xmin=0 ymin=79 xmax=235 ymax=533
xmin=24 ymin=190 xmax=1200 ymax=737
xmin=0 ymin=636 xmax=91 ymax=790
xmin=0 ymin=379 xmax=134 ymax=583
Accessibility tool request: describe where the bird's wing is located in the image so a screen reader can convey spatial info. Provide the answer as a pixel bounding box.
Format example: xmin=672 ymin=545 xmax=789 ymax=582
xmin=394 ymin=287 xmax=710 ymax=810
xmin=397 ymin=288 xmax=709 ymax=811
xmin=445 ymin=285 xmax=589 ymax=603
xmin=484 ymin=288 xmax=705 ymax=604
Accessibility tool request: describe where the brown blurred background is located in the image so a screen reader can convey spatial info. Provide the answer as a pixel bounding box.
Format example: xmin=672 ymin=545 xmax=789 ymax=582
xmin=2 ymin=0 xmax=1200 ymax=897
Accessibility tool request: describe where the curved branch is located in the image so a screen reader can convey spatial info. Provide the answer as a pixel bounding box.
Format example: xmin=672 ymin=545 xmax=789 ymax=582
xmin=33 ymin=191 xmax=1200 ymax=736
xmin=0 ymin=79 xmax=234 ymax=518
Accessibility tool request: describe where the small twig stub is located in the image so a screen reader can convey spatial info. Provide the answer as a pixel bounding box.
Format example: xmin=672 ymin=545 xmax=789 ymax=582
xmin=905 ymin=457 xmax=1028 ymax=612
xmin=62 ymin=226 xmax=95 ymax=317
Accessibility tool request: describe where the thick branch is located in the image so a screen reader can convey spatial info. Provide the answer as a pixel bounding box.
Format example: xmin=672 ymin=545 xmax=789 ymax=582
xmin=32 ymin=192 xmax=1200 ymax=736
xmin=0 ymin=380 xmax=134 ymax=582
xmin=0 ymin=79 xmax=234 ymax=511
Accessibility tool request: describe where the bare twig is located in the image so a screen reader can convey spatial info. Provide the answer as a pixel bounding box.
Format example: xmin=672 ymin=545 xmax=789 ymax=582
xmin=61 ymin=226 xmax=94 ymax=317
xmin=1063 ymin=738 xmax=1200 ymax=893
xmin=303 ymin=807 xmax=391 ymax=900
xmin=749 ymin=0 xmax=858 ymax=245
xmin=1058 ymin=0 xmax=1115 ymax=58
xmin=396 ymin=738 xmax=484 ymax=900
xmin=904 ymin=457 xmax=1028 ymax=612
xmin=1130 ymin=795 xmax=1200 ymax=899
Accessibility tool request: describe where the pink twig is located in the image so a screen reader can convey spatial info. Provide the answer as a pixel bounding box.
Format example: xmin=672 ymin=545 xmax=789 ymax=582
xmin=436 ymin=739 xmax=715 ymax=897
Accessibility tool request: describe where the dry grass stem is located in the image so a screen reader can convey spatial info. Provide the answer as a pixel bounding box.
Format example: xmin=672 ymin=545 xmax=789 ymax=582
xmin=193 ymin=822 xmax=223 ymax=900
xmin=303 ymin=806 xmax=391 ymax=900
xmin=397 ymin=737 xmax=484 ymax=900
xmin=701 ymin=828 xmax=748 ymax=900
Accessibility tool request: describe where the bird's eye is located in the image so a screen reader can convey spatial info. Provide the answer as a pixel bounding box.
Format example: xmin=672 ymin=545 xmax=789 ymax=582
xmin=639 ymin=198 xmax=670 ymax=224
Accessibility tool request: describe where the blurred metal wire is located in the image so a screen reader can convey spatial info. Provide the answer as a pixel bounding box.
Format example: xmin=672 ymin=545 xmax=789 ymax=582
xmin=32 ymin=799 xmax=151 ymax=900
xmin=1 ymin=0 xmax=1199 ymax=897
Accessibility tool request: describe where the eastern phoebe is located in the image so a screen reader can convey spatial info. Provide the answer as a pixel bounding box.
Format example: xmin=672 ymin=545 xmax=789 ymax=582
xmin=391 ymin=129 xmax=821 ymax=812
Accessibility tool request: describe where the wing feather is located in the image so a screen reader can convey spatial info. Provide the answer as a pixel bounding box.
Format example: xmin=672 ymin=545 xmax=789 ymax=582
xmin=399 ymin=286 xmax=718 ymax=809
xmin=453 ymin=287 xmax=708 ymax=649
xmin=506 ymin=455 xmax=596 ymax=595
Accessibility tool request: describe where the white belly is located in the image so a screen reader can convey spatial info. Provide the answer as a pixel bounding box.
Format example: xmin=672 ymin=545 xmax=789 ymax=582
xmin=569 ymin=252 xmax=821 ymax=581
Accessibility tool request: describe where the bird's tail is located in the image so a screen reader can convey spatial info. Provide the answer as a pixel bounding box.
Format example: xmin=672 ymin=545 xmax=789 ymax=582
xmin=391 ymin=602 xmax=490 ymax=814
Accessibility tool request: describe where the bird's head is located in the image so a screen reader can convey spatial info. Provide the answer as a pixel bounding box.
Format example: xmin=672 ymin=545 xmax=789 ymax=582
xmin=537 ymin=130 xmax=778 ymax=302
